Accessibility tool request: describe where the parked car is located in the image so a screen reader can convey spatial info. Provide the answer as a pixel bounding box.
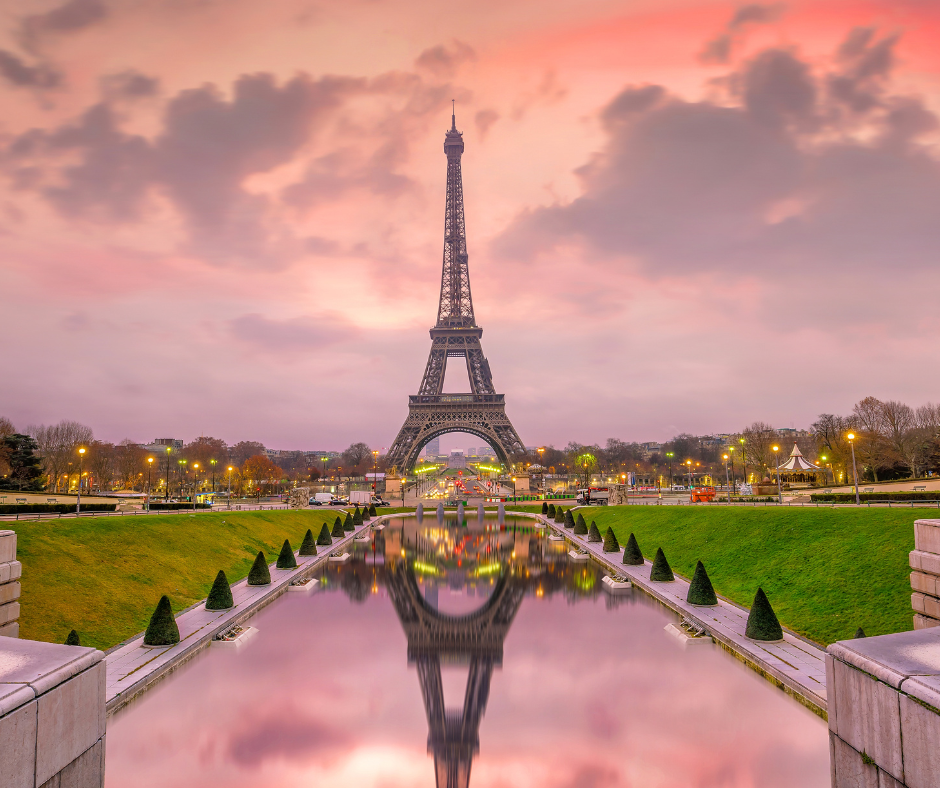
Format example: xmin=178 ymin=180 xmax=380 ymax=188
xmin=372 ymin=496 xmax=391 ymax=507
xmin=330 ymin=497 xmax=349 ymax=506
xmin=308 ymin=492 xmax=334 ymax=506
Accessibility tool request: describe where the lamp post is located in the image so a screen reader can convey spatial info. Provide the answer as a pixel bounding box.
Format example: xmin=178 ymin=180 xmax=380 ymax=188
xmin=164 ymin=447 xmax=172 ymax=501
xmin=372 ymin=450 xmax=379 ymax=501
xmin=147 ymin=457 xmax=154 ymax=511
xmin=192 ymin=463 xmax=199 ymax=510
xmin=847 ymin=433 xmax=860 ymax=505
xmin=728 ymin=446 xmax=736 ymax=495
xmin=227 ymin=466 xmax=233 ymax=509
xmin=723 ymin=453 xmax=730 ymax=502
xmin=511 ymin=476 xmax=516 ymax=501
xmin=210 ymin=459 xmax=217 ymax=493
xmin=739 ymin=437 xmax=747 ymax=486
xmin=76 ymin=447 xmax=86 ymax=514
xmin=178 ymin=459 xmax=186 ymax=501
xmin=772 ymin=445 xmax=781 ymax=504
xmin=686 ymin=459 xmax=692 ymax=501
xmin=666 ymin=452 xmax=674 ymax=488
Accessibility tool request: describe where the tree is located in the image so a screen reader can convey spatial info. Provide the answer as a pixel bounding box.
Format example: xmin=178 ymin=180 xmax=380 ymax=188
xmin=115 ymin=439 xmax=147 ymax=490
xmin=229 ymin=441 xmax=265 ymax=467
xmin=27 ymin=420 xmax=93 ymax=492
xmin=852 ymin=397 xmax=888 ymax=480
xmin=0 ymin=434 xmax=45 ymax=491
xmin=342 ymin=442 xmax=371 ymax=473
xmin=0 ymin=417 xmax=14 ymax=477
xmin=879 ymin=400 xmax=918 ymax=477
xmin=184 ymin=436 xmax=229 ymax=471
xmin=88 ymin=441 xmax=116 ymax=492
xmin=742 ymin=422 xmax=775 ymax=479
xmin=241 ymin=455 xmax=281 ymax=495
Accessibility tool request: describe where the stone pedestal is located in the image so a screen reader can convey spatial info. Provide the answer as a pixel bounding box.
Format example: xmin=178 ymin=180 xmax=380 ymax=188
xmin=513 ymin=474 xmax=529 ymax=492
xmin=910 ymin=519 xmax=940 ymax=629
xmin=286 ymin=487 xmax=310 ymax=509
xmin=827 ymin=628 xmax=940 ymax=788
xmin=607 ymin=484 xmax=629 ymax=506
xmin=0 ymin=530 xmax=21 ymax=638
xmin=0 ymin=637 xmax=106 ymax=788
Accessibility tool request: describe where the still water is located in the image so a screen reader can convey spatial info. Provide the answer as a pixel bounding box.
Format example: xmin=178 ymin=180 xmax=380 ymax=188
xmin=105 ymin=515 xmax=830 ymax=788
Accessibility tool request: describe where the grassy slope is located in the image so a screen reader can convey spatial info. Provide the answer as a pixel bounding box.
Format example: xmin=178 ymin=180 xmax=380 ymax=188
xmin=11 ymin=508 xmax=394 ymax=650
xmin=510 ymin=504 xmax=916 ymax=645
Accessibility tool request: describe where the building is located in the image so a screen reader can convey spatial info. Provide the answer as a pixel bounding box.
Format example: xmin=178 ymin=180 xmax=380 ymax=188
xmin=448 ymin=450 xmax=466 ymax=469
xmin=424 ymin=437 xmax=440 ymax=457
xmin=141 ymin=438 xmax=183 ymax=453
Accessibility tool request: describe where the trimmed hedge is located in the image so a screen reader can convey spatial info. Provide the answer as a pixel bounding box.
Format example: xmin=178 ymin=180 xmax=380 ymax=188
xmin=855 ymin=627 xmax=867 ymax=639
xmin=317 ymin=523 xmax=333 ymax=546
xmin=0 ymin=503 xmax=116 ymax=515
xmin=247 ymin=551 xmax=271 ymax=585
xmin=745 ymin=587 xmax=783 ymax=641
xmin=332 ymin=519 xmax=345 ymax=538
xmin=548 ymin=503 xmax=556 ymax=518
xmin=299 ymin=528 xmax=317 ymax=556
xmin=276 ymin=539 xmax=297 ymax=569
xmin=587 ymin=521 xmax=602 ymax=542
xmin=143 ymin=595 xmax=180 ymax=646
xmin=65 ymin=629 xmax=81 ymax=646
xmin=622 ymin=532 xmax=644 ymax=565
xmin=541 ymin=502 xmax=549 ymax=515
xmin=811 ymin=491 xmax=940 ymax=503
xmin=602 ymin=527 xmax=620 ymax=552
xmin=574 ymin=515 xmax=588 ymax=536
xmin=344 ymin=512 xmax=354 ymax=531
xmin=353 ymin=506 xmax=363 ymax=525
xmin=564 ymin=510 xmax=575 ymax=529
xmin=148 ymin=502 xmax=211 ymax=510
xmin=554 ymin=506 xmax=564 ymax=524
xmin=206 ymin=570 xmax=234 ymax=610
xmin=649 ymin=547 xmax=674 ymax=582
xmin=686 ymin=561 xmax=718 ymax=606
xmin=361 ymin=505 xmax=371 ymax=522
xmin=369 ymin=504 xmax=377 ymax=517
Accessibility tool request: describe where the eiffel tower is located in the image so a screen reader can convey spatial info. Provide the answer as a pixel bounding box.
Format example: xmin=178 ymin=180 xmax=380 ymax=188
xmin=385 ymin=108 xmax=525 ymax=471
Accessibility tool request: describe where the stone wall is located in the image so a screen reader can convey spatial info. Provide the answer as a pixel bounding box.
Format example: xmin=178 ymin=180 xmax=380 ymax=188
xmin=910 ymin=518 xmax=940 ymax=629
xmin=0 ymin=529 xmax=21 ymax=638
xmin=287 ymin=487 xmax=311 ymax=509
xmin=0 ymin=637 xmax=106 ymax=788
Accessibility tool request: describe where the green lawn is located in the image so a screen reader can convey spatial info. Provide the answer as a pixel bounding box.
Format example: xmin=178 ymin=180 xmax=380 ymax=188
xmin=511 ymin=504 xmax=918 ymax=645
xmin=10 ymin=508 xmax=405 ymax=650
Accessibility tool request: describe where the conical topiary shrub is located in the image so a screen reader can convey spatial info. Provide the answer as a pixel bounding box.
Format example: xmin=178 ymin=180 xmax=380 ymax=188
xmin=587 ymin=521 xmax=602 ymax=542
xmin=745 ymin=587 xmax=783 ymax=641
xmin=548 ymin=503 xmax=556 ymax=518
xmin=602 ymin=527 xmax=620 ymax=553
xmin=564 ymin=510 xmax=575 ymax=529
xmin=574 ymin=515 xmax=588 ymax=535
xmin=299 ymin=528 xmax=317 ymax=556
xmin=143 ymin=595 xmax=180 ymax=646
xmin=332 ymin=518 xmax=345 ymax=538
xmin=317 ymin=523 xmax=333 ymax=546
xmin=65 ymin=629 xmax=81 ymax=646
xmin=623 ymin=532 xmax=644 ymax=565
xmin=686 ymin=561 xmax=718 ymax=606
xmin=541 ymin=501 xmax=548 ymax=515
xmin=276 ymin=539 xmax=297 ymax=569
xmin=206 ymin=570 xmax=234 ymax=610
xmin=247 ymin=551 xmax=271 ymax=586
xmin=855 ymin=627 xmax=867 ymax=639
xmin=369 ymin=504 xmax=377 ymax=517
xmin=353 ymin=506 xmax=363 ymax=525
xmin=554 ymin=506 xmax=564 ymax=524
xmin=344 ymin=511 xmax=354 ymax=531
xmin=649 ymin=548 xmax=674 ymax=582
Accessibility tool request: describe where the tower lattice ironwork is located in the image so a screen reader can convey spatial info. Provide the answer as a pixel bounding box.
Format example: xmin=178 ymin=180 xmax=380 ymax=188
xmin=385 ymin=110 xmax=524 ymax=470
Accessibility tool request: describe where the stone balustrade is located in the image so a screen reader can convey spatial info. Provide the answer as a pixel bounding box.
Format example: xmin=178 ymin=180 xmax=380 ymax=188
xmin=0 ymin=529 xmax=21 ymax=637
xmin=911 ymin=518 xmax=940 ymax=629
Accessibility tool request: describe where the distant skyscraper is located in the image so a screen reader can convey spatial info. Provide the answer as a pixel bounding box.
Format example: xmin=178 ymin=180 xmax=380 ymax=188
xmin=425 ymin=437 xmax=440 ymax=457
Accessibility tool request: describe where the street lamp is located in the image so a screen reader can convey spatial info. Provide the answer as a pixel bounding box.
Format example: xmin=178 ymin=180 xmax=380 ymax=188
xmin=372 ymin=450 xmax=379 ymax=500
xmin=772 ymin=445 xmax=781 ymax=503
xmin=178 ymin=459 xmax=186 ymax=500
xmin=76 ymin=447 xmax=86 ymax=514
xmin=511 ymin=476 xmax=516 ymax=500
xmin=723 ymin=454 xmax=730 ymax=502
xmin=686 ymin=459 xmax=692 ymax=499
xmin=210 ymin=459 xmax=217 ymax=493
xmin=666 ymin=452 xmax=674 ymax=488
xmin=227 ymin=466 xmax=233 ymax=509
xmin=739 ymin=437 xmax=747 ymax=485
xmin=164 ymin=447 xmax=172 ymax=501
xmin=192 ymin=463 xmax=200 ymax=510
xmin=147 ymin=457 xmax=154 ymax=511
xmin=846 ymin=433 xmax=860 ymax=505
xmin=728 ymin=446 xmax=736 ymax=495
xmin=321 ymin=456 xmax=328 ymax=483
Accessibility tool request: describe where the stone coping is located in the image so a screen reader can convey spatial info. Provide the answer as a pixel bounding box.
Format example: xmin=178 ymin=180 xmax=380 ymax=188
xmin=828 ymin=627 xmax=940 ymax=706
xmin=0 ymin=636 xmax=104 ymax=716
xmin=516 ymin=512 xmax=829 ymax=717
xmin=104 ymin=520 xmax=373 ymax=716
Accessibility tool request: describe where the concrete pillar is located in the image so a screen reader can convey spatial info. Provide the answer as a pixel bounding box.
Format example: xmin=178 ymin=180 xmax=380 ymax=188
xmin=910 ymin=519 xmax=940 ymax=630
xmin=0 ymin=530 xmax=22 ymax=638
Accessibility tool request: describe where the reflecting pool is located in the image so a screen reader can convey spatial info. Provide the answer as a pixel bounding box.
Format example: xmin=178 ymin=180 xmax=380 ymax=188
xmin=105 ymin=515 xmax=830 ymax=788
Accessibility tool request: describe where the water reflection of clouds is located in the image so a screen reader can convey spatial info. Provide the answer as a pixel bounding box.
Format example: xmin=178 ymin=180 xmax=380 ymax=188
xmin=106 ymin=548 xmax=829 ymax=788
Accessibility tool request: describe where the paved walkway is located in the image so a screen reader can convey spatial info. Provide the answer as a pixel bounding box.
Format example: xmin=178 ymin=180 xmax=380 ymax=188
xmin=537 ymin=514 xmax=829 ymax=717
xmin=104 ymin=521 xmax=370 ymax=715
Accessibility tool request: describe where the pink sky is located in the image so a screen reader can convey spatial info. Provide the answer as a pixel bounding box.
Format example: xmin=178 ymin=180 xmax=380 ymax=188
xmin=1 ymin=0 xmax=939 ymax=450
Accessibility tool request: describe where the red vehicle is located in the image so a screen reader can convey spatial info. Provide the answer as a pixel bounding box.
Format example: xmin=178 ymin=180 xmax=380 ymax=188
xmin=690 ymin=486 xmax=716 ymax=503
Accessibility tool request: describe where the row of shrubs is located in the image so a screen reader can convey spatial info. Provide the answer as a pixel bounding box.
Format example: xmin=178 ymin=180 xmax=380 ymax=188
xmin=0 ymin=501 xmax=214 ymax=515
xmin=63 ymin=504 xmax=378 ymax=647
xmin=810 ymin=491 xmax=940 ymax=502
xmin=542 ymin=503 xmax=795 ymax=642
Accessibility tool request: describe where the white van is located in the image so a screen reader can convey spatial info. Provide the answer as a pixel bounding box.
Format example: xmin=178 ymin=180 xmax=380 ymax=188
xmin=309 ymin=492 xmax=334 ymax=506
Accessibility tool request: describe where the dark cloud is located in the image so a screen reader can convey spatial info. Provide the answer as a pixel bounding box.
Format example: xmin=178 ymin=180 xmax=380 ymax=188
xmin=494 ymin=33 xmax=940 ymax=280
xmin=700 ymin=3 xmax=784 ymax=64
xmin=827 ymin=28 xmax=899 ymax=115
xmin=228 ymin=313 xmax=357 ymax=352
xmin=0 ymin=50 xmax=61 ymax=89
xmin=415 ymin=40 xmax=475 ymax=78
xmin=475 ymin=109 xmax=499 ymax=139
xmin=100 ymin=70 xmax=160 ymax=100
xmin=20 ymin=0 xmax=109 ymax=49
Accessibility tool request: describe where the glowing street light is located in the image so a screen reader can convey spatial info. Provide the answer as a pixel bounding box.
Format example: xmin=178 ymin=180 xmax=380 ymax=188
xmin=723 ymin=454 xmax=731 ymax=502
xmin=76 ymin=447 xmax=86 ymax=514
xmin=227 ymin=465 xmax=234 ymax=509
xmin=847 ymin=433 xmax=860 ymax=505
xmin=772 ymin=445 xmax=781 ymax=504
xmin=192 ymin=463 xmax=200 ymax=511
xmin=147 ymin=457 xmax=154 ymax=511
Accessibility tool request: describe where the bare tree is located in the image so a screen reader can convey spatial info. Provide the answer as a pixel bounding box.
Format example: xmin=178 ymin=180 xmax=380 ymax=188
xmin=230 ymin=441 xmax=265 ymax=466
xmin=88 ymin=441 xmax=115 ymax=492
xmin=880 ymin=400 xmax=918 ymax=477
xmin=28 ymin=420 xmax=94 ymax=492
xmin=115 ymin=439 xmax=146 ymax=490
xmin=812 ymin=413 xmax=853 ymax=483
xmin=342 ymin=442 xmax=371 ymax=474
xmin=852 ymin=397 xmax=889 ymax=481
xmin=742 ymin=422 xmax=776 ymax=477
